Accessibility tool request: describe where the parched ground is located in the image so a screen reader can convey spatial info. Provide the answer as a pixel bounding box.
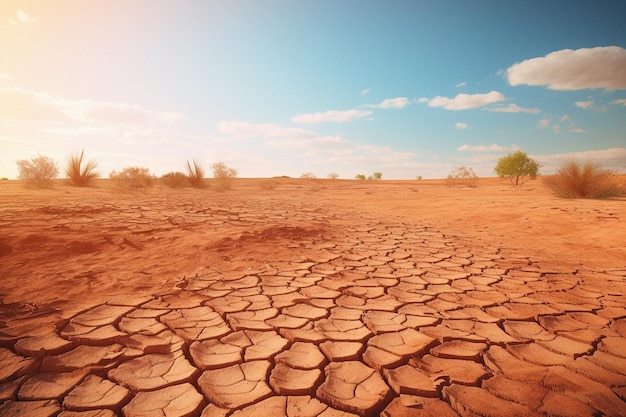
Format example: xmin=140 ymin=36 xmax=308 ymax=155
xmin=0 ymin=177 xmax=625 ymax=416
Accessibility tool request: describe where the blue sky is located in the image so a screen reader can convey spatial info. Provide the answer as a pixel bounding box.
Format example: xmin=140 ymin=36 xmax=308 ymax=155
xmin=1 ymin=0 xmax=626 ymax=179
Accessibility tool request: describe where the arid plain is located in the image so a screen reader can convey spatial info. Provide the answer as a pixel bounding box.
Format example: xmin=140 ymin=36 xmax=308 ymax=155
xmin=1 ymin=177 xmax=625 ymax=416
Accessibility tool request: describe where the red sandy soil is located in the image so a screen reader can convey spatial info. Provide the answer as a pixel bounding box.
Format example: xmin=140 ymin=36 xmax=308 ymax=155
xmin=0 ymin=177 xmax=625 ymax=416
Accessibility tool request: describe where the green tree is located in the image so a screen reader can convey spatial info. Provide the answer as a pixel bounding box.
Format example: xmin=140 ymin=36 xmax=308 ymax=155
xmin=355 ymin=174 xmax=366 ymax=180
xmin=494 ymin=151 xmax=540 ymax=185
xmin=372 ymin=172 xmax=382 ymax=180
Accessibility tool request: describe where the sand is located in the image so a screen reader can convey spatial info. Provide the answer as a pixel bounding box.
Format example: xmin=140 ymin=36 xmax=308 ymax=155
xmin=0 ymin=177 xmax=625 ymax=416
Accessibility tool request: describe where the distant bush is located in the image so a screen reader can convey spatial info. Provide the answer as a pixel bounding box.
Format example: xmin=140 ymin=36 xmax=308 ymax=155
xmin=355 ymin=174 xmax=366 ymax=180
xmin=110 ymin=167 xmax=155 ymax=188
xmin=327 ymin=173 xmax=339 ymax=180
xmin=161 ymin=171 xmax=189 ymax=188
xmin=300 ymin=172 xmax=317 ymax=179
xmin=212 ymin=162 xmax=238 ymax=190
xmin=447 ymin=166 xmax=478 ymax=187
xmin=66 ymin=150 xmax=99 ymax=186
xmin=1 ymin=177 xmax=8 ymax=181
xmin=16 ymin=155 xmax=59 ymax=187
xmin=186 ymin=159 xmax=205 ymax=188
xmin=544 ymin=160 xmax=623 ymax=198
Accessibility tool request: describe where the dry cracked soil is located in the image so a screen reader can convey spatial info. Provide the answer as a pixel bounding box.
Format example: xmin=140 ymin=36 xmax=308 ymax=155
xmin=0 ymin=177 xmax=625 ymax=417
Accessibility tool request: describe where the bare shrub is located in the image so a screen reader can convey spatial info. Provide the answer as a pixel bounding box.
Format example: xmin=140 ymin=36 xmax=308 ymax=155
xmin=447 ymin=166 xmax=478 ymax=188
xmin=327 ymin=173 xmax=339 ymax=180
xmin=212 ymin=162 xmax=238 ymax=190
xmin=161 ymin=171 xmax=189 ymax=188
xmin=544 ymin=160 xmax=623 ymax=198
xmin=66 ymin=150 xmax=99 ymax=186
xmin=186 ymin=159 xmax=205 ymax=188
xmin=16 ymin=155 xmax=59 ymax=187
xmin=109 ymin=167 xmax=155 ymax=188
xmin=300 ymin=172 xmax=317 ymax=179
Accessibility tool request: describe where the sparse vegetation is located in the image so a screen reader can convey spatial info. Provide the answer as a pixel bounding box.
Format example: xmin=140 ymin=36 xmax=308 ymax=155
xmin=327 ymin=173 xmax=339 ymax=180
xmin=544 ymin=160 xmax=623 ymax=198
xmin=416 ymin=175 xmax=423 ymax=180
xmin=66 ymin=149 xmax=99 ymax=186
xmin=447 ymin=166 xmax=478 ymax=188
xmin=212 ymin=162 xmax=238 ymax=190
xmin=161 ymin=171 xmax=189 ymax=188
xmin=300 ymin=172 xmax=317 ymax=179
xmin=355 ymin=174 xmax=366 ymax=180
xmin=494 ymin=151 xmax=540 ymax=185
xmin=109 ymin=167 xmax=155 ymax=188
xmin=1 ymin=177 xmax=8 ymax=181
xmin=16 ymin=155 xmax=59 ymax=187
xmin=186 ymin=159 xmax=206 ymax=188
xmin=372 ymin=172 xmax=382 ymax=180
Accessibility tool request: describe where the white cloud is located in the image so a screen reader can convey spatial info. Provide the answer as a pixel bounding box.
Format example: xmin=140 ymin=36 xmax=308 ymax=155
xmin=575 ymin=100 xmax=594 ymax=109
xmin=457 ymin=143 xmax=519 ymax=152
xmin=507 ymin=46 xmax=626 ymax=91
xmin=612 ymin=99 xmax=626 ymax=106
xmin=291 ymin=109 xmax=372 ymax=124
xmin=9 ymin=10 xmax=37 ymax=25
xmin=0 ymin=88 xmax=185 ymax=126
xmin=418 ymin=91 xmax=506 ymax=110
xmin=455 ymin=81 xmax=467 ymax=88
xmin=366 ymin=97 xmax=410 ymax=109
xmin=455 ymin=122 xmax=468 ymax=130
xmin=535 ymin=147 xmax=626 ymax=173
xmin=488 ymin=103 xmax=541 ymax=114
xmin=568 ymin=128 xmax=585 ymax=133
xmin=218 ymin=121 xmax=317 ymax=140
xmin=361 ymin=88 xmax=370 ymax=96
xmin=537 ymin=118 xmax=551 ymax=129
xmin=560 ymin=114 xmax=570 ymax=122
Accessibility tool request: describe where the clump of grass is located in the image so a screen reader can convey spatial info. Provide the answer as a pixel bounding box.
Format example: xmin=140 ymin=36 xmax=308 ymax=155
xmin=109 ymin=167 xmax=155 ymax=188
xmin=186 ymin=159 xmax=206 ymax=188
xmin=446 ymin=166 xmax=478 ymax=188
xmin=66 ymin=149 xmax=99 ymax=186
xmin=544 ymin=160 xmax=623 ymax=198
xmin=161 ymin=171 xmax=189 ymax=188
xmin=16 ymin=154 xmax=59 ymax=188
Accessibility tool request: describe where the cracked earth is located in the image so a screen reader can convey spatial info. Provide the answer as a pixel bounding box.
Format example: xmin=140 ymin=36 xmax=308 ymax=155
xmin=1 ymin=179 xmax=625 ymax=416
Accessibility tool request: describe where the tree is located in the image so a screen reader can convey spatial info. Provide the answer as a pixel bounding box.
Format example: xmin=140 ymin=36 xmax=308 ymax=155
xmin=494 ymin=151 xmax=540 ymax=185
xmin=300 ymin=172 xmax=317 ymax=179
xmin=355 ymin=174 xmax=366 ymax=180
xmin=16 ymin=155 xmax=59 ymax=187
xmin=372 ymin=172 xmax=382 ymax=180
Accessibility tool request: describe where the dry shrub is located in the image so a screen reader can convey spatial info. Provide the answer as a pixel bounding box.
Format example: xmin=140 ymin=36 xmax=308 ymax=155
xmin=16 ymin=155 xmax=59 ymax=187
xmin=447 ymin=166 xmax=478 ymax=188
xmin=186 ymin=159 xmax=205 ymax=188
xmin=161 ymin=171 xmax=189 ymax=188
xmin=66 ymin=150 xmax=99 ymax=186
xmin=109 ymin=167 xmax=155 ymax=188
xmin=544 ymin=160 xmax=623 ymax=198
xmin=212 ymin=162 xmax=238 ymax=190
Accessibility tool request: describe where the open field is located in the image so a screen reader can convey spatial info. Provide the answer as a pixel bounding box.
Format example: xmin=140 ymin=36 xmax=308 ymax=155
xmin=1 ymin=177 xmax=625 ymax=416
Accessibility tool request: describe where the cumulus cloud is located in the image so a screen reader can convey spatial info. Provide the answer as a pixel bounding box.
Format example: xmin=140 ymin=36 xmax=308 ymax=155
xmin=9 ymin=10 xmax=37 ymax=25
xmin=418 ymin=91 xmax=506 ymax=110
xmin=457 ymin=144 xmax=519 ymax=152
xmin=291 ymin=109 xmax=372 ymax=124
xmin=507 ymin=46 xmax=626 ymax=91
xmin=575 ymin=100 xmax=594 ymax=109
xmin=366 ymin=97 xmax=410 ymax=109
xmin=488 ymin=103 xmax=541 ymax=114
xmin=455 ymin=122 xmax=468 ymax=130
xmin=537 ymin=118 xmax=551 ymax=129
xmin=455 ymin=81 xmax=467 ymax=88
xmin=612 ymin=99 xmax=626 ymax=106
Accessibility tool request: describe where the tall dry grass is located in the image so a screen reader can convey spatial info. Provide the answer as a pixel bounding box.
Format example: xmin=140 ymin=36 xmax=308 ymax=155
xmin=66 ymin=150 xmax=99 ymax=186
xmin=186 ymin=159 xmax=206 ymax=188
xmin=544 ymin=160 xmax=623 ymax=198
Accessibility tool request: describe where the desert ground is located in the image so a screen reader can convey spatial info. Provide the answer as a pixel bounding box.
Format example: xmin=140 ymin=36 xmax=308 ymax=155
xmin=0 ymin=177 xmax=625 ymax=416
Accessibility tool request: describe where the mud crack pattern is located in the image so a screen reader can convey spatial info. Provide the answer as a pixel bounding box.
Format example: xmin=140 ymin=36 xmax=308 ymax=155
xmin=1 ymin=206 xmax=626 ymax=417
